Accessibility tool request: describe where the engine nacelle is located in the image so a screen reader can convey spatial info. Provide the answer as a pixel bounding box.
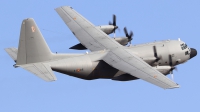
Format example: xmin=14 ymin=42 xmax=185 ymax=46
xmin=113 ymin=37 xmax=129 ymax=46
xmin=153 ymin=66 xmax=172 ymax=75
xmin=96 ymin=25 xmax=115 ymax=34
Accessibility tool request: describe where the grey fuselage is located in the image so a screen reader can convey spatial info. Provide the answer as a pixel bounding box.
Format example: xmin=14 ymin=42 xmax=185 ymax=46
xmin=50 ymin=40 xmax=195 ymax=81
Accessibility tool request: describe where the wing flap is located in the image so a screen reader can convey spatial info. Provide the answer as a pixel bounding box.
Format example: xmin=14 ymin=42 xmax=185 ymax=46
xmin=20 ymin=63 xmax=56 ymax=81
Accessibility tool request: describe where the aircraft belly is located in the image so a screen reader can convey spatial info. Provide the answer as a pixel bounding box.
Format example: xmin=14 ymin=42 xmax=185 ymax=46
xmin=50 ymin=55 xmax=137 ymax=80
xmin=50 ymin=55 xmax=120 ymax=80
xmin=88 ymin=61 xmax=119 ymax=79
xmin=86 ymin=61 xmax=138 ymax=80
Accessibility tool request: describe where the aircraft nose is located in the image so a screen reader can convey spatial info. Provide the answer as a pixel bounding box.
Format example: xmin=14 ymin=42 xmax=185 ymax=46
xmin=190 ymin=48 xmax=197 ymax=59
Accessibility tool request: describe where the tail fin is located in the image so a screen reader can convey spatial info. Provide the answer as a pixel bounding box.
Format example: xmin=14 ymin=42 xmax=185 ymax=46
xmin=15 ymin=18 xmax=56 ymax=81
xmin=17 ymin=18 xmax=52 ymax=65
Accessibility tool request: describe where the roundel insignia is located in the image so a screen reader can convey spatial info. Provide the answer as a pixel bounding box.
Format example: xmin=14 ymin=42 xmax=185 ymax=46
xmin=76 ymin=69 xmax=81 ymax=72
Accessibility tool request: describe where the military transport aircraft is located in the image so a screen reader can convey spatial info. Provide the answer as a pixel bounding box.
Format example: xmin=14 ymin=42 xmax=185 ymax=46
xmin=5 ymin=6 xmax=197 ymax=89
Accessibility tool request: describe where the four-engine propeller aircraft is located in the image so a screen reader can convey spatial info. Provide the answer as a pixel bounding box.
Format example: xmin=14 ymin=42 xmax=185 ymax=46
xmin=5 ymin=6 xmax=197 ymax=89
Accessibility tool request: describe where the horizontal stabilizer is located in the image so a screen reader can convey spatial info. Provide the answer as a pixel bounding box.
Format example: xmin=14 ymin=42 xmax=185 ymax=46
xmin=20 ymin=63 xmax=56 ymax=81
xmin=5 ymin=48 xmax=18 ymax=62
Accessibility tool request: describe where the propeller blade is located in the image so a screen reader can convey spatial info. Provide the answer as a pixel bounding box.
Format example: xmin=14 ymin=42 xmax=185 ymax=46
xmin=129 ymin=31 xmax=133 ymax=39
xmin=153 ymin=46 xmax=161 ymax=62
xmin=109 ymin=21 xmax=112 ymax=25
xmin=124 ymin=27 xmax=134 ymax=45
xmin=109 ymin=14 xmax=119 ymax=36
xmin=175 ymin=67 xmax=178 ymax=71
xmin=171 ymin=73 xmax=174 ymax=80
xmin=169 ymin=54 xmax=173 ymax=66
xmin=129 ymin=40 xmax=131 ymax=45
xmin=170 ymin=66 xmax=177 ymax=80
xmin=117 ymin=27 xmax=120 ymax=32
xmin=124 ymin=27 xmax=128 ymax=37
xmin=153 ymin=46 xmax=158 ymax=58
xmin=113 ymin=14 xmax=116 ymax=26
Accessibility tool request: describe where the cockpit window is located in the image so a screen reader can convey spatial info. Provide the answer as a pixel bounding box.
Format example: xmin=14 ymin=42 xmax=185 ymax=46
xmin=185 ymin=51 xmax=189 ymax=55
xmin=180 ymin=43 xmax=187 ymax=50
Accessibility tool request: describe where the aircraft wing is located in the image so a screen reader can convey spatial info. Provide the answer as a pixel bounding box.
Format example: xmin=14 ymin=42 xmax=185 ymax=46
xmin=103 ymin=48 xmax=179 ymax=89
xmin=55 ymin=6 xmax=179 ymax=89
xmin=55 ymin=6 xmax=121 ymax=51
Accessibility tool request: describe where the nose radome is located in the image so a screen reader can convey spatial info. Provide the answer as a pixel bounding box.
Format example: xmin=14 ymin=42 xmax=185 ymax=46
xmin=190 ymin=48 xmax=197 ymax=59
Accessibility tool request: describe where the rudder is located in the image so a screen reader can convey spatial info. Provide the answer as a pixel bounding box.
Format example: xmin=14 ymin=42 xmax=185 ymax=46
xmin=17 ymin=18 xmax=52 ymax=65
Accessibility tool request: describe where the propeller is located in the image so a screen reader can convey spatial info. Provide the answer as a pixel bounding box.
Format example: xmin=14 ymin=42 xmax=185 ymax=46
xmin=123 ymin=27 xmax=133 ymax=45
xmin=151 ymin=46 xmax=162 ymax=65
xmin=170 ymin=66 xmax=178 ymax=80
xmin=109 ymin=14 xmax=119 ymax=37
xmin=153 ymin=46 xmax=162 ymax=62
xmin=169 ymin=54 xmax=178 ymax=80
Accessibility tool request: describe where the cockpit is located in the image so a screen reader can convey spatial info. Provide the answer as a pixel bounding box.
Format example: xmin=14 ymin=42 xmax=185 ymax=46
xmin=180 ymin=43 xmax=188 ymax=50
xmin=180 ymin=43 xmax=197 ymax=59
xmin=180 ymin=43 xmax=190 ymax=55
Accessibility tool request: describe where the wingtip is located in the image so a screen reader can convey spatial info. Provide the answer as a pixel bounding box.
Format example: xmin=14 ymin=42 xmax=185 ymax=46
xmin=55 ymin=6 xmax=72 ymax=9
xmin=167 ymin=85 xmax=180 ymax=89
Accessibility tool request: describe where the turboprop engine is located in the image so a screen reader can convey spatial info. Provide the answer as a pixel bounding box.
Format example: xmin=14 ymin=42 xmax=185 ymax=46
xmin=96 ymin=14 xmax=119 ymax=35
xmin=153 ymin=66 xmax=173 ymax=75
xmin=113 ymin=37 xmax=129 ymax=46
xmin=96 ymin=25 xmax=118 ymax=35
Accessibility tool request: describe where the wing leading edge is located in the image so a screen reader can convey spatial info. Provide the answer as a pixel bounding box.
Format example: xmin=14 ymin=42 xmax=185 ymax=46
xmin=55 ymin=6 xmax=179 ymax=89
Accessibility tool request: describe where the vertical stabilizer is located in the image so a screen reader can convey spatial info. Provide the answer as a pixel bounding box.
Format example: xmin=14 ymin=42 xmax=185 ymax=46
xmin=17 ymin=18 xmax=52 ymax=65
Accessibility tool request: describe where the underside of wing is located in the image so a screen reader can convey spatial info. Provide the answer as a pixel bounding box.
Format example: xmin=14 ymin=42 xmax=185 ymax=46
xmin=69 ymin=43 xmax=87 ymax=50
xmin=103 ymin=48 xmax=179 ymax=89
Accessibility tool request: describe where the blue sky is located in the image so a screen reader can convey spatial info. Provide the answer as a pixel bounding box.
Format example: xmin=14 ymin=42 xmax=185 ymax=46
xmin=1 ymin=0 xmax=200 ymax=112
